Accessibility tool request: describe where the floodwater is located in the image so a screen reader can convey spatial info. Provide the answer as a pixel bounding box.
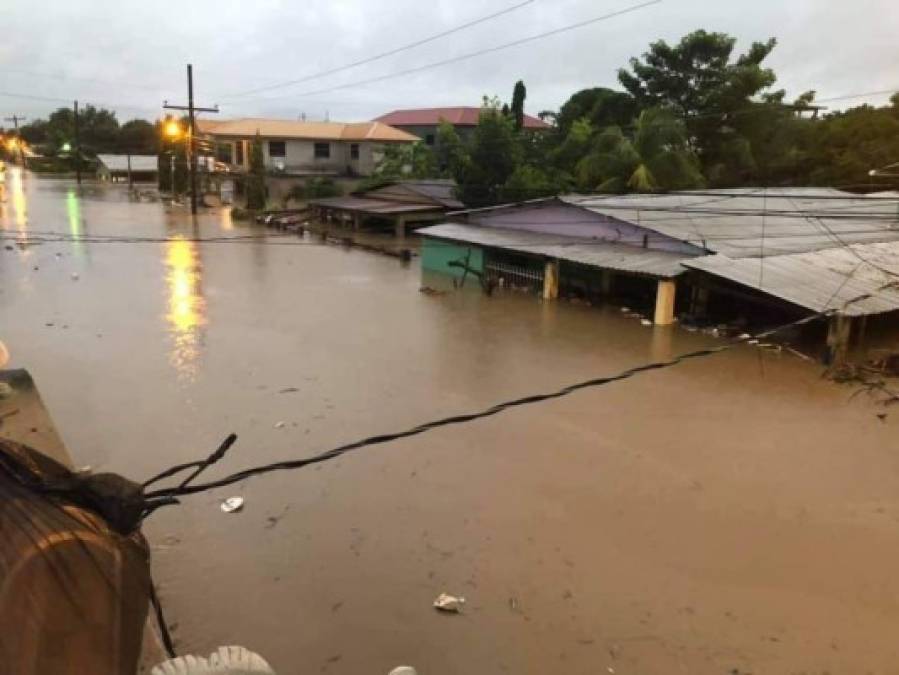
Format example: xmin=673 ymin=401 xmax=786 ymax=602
xmin=3 ymin=169 xmax=899 ymax=674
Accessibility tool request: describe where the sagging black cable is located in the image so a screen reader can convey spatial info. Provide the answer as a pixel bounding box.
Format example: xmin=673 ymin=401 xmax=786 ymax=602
xmin=149 ymin=580 xmax=177 ymax=659
xmin=143 ymin=311 xmax=831 ymax=503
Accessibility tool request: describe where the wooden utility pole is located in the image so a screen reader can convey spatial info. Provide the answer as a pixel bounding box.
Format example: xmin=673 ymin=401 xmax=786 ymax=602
xmin=4 ymin=114 xmax=27 ymax=166
xmin=163 ymin=64 xmax=219 ymax=214
xmin=73 ymin=100 xmax=82 ymax=185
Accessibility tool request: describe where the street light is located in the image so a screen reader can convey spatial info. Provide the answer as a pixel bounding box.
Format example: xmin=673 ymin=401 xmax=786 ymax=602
xmin=165 ymin=120 xmax=182 ymax=139
xmin=61 ymin=142 xmax=71 ymax=153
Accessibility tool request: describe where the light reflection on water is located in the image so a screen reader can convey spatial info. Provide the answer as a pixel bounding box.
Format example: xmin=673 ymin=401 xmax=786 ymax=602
xmin=164 ymin=236 xmax=207 ymax=379
xmin=7 ymin=167 xmax=28 ymax=234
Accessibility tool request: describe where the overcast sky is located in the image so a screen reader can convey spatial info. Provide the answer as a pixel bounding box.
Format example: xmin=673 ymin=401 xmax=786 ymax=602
xmin=2 ymin=0 xmax=897 ymax=125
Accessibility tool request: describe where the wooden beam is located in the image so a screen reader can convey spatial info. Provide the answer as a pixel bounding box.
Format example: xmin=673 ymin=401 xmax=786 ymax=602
xmin=826 ymin=314 xmax=853 ymax=367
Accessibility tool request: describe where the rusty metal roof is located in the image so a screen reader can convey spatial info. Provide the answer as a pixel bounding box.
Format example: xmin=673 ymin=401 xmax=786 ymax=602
xmin=419 ymin=223 xmax=691 ymax=278
xmin=684 ymin=241 xmax=899 ymax=316
xmin=374 ymin=107 xmax=550 ymax=129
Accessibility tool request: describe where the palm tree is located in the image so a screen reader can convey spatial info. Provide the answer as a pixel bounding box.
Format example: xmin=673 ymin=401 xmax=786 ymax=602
xmin=576 ymin=108 xmax=704 ymax=192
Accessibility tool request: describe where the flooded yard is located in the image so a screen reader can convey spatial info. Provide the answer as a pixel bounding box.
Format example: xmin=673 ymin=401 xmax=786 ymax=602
xmin=3 ymin=171 xmax=899 ymax=674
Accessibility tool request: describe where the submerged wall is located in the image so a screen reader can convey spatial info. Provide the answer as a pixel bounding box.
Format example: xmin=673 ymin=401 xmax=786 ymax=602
xmin=421 ymin=238 xmax=484 ymax=278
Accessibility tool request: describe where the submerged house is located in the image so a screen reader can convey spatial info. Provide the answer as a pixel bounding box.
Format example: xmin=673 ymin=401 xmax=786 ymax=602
xmin=196 ymin=118 xmax=419 ymax=177
xmin=418 ymin=189 xmax=899 ymax=360
xmin=96 ymin=154 xmax=158 ymax=183
xmin=374 ymin=107 xmax=550 ymax=146
xmin=309 ymin=179 xmax=463 ymax=238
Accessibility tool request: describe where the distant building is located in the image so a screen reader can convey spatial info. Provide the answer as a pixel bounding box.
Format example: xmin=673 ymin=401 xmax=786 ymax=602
xmin=196 ymin=118 xmax=420 ymax=177
xmin=96 ymin=154 xmax=158 ymax=183
xmin=309 ymin=179 xmax=463 ymax=238
xmin=373 ymin=107 xmax=551 ymax=146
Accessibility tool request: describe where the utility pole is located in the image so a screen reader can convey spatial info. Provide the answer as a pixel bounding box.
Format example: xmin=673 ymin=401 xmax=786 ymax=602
xmin=73 ymin=100 xmax=82 ymax=185
xmin=4 ymin=114 xmax=27 ymax=166
xmin=163 ymin=64 xmax=218 ymax=214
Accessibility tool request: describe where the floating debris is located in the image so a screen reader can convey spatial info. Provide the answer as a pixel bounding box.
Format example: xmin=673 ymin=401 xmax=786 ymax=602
xmin=221 ymin=497 xmax=244 ymax=514
xmin=274 ymin=421 xmax=286 ymax=429
xmin=278 ymin=387 xmax=299 ymax=394
xmin=388 ymin=668 xmax=418 ymax=675
xmin=640 ymin=319 xmax=653 ymax=327
xmin=433 ymin=593 xmax=465 ymax=613
xmin=70 ymin=272 xmax=79 ymax=281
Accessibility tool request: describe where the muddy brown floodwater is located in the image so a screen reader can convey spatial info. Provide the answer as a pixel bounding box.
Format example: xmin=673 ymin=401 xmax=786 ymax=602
xmin=3 ymin=170 xmax=899 ymax=675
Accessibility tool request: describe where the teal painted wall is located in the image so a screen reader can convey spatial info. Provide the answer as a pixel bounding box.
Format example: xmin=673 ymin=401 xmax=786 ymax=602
xmin=421 ymin=238 xmax=484 ymax=279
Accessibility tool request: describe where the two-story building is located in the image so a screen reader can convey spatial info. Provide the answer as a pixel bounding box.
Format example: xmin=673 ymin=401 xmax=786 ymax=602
xmin=373 ymin=107 xmax=551 ymax=146
xmin=196 ymin=118 xmax=420 ymax=177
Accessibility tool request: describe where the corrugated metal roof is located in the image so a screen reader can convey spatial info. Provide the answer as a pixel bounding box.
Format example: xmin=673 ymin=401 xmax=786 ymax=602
xmin=374 ymin=107 xmax=550 ymax=129
xmin=683 ymin=241 xmax=899 ymax=316
xmin=96 ymin=154 xmax=157 ymax=172
xmin=196 ymin=118 xmax=418 ymax=143
xmin=565 ymin=190 xmax=899 ymax=258
xmin=309 ymin=196 xmax=443 ymax=215
xmin=419 ymin=223 xmax=691 ymax=278
xmin=400 ymin=180 xmax=464 ymax=208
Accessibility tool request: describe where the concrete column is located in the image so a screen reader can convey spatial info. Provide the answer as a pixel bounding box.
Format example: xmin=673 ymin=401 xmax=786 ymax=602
xmin=600 ymin=270 xmax=614 ymax=296
xmin=653 ymin=279 xmax=677 ymax=326
xmin=395 ymin=215 xmax=406 ymax=239
xmin=826 ymin=314 xmax=853 ymax=367
xmin=543 ymin=259 xmax=560 ymax=300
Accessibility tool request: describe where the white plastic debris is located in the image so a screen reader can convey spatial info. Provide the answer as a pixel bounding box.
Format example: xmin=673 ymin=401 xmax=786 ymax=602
xmin=151 ymin=645 xmax=274 ymax=675
xmin=640 ymin=319 xmax=653 ymax=327
xmin=274 ymin=421 xmax=286 ymax=429
xmin=433 ymin=593 xmax=465 ymax=613
xmin=388 ymin=668 xmax=418 ymax=675
xmin=221 ymin=497 xmax=244 ymax=514
xmin=71 ymin=272 xmax=79 ymax=280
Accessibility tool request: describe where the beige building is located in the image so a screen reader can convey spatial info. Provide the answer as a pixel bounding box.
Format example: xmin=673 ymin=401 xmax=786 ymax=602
xmin=196 ymin=118 xmax=419 ymax=177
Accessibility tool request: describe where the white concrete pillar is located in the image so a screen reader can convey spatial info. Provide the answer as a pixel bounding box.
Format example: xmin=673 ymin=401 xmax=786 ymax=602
xmin=543 ymin=259 xmax=560 ymax=300
xmin=654 ymin=279 xmax=677 ymax=326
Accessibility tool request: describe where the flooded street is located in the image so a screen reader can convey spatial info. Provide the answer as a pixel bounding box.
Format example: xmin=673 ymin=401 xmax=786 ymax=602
xmin=4 ymin=170 xmax=899 ymax=674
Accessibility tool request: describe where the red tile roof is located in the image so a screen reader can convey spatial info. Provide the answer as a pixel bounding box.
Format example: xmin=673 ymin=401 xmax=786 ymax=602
xmin=374 ymin=107 xmax=550 ymax=130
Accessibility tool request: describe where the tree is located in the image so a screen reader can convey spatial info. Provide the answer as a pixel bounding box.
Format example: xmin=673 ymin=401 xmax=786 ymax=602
xmin=618 ymin=30 xmax=778 ymax=180
xmin=575 ymin=108 xmax=704 ymax=193
xmin=434 ymin=120 xmax=465 ymax=176
xmin=511 ymin=80 xmax=527 ymax=131
xmin=245 ymin=133 xmax=267 ymax=210
xmin=556 ymin=88 xmax=637 ymax=136
xmin=453 ymin=108 xmax=522 ymax=207
xmin=118 ymin=119 xmax=158 ymax=154
xmin=501 ymin=164 xmax=566 ymax=202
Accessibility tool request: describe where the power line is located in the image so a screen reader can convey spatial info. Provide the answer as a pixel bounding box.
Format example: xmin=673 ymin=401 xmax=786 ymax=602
xmin=222 ymin=0 xmax=537 ymax=100
xmin=231 ymin=0 xmax=662 ymax=104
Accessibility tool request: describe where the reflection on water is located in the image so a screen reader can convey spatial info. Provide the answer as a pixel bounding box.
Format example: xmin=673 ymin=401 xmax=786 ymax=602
xmin=165 ymin=236 xmax=207 ymax=379
xmin=10 ymin=167 xmax=28 ymax=232
xmin=66 ymin=189 xmax=84 ymax=256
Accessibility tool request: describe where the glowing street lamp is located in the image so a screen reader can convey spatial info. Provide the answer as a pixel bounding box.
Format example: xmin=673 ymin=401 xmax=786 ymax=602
xmin=61 ymin=142 xmax=72 ymax=153
xmin=165 ymin=120 xmax=182 ymax=139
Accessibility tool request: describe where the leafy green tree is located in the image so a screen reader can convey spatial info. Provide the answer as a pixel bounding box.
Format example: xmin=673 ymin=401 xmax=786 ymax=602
xmin=556 ymin=87 xmax=638 ymax=136
xmin=618 ymin=30 xmax=778 ymax=181
xmin=576 ymin=108 xmax=704 ymax=192
xmin=453 ymin=108 xmax=522 ymax=206
xmin=117 ymin=119 xmax=158 ymax=154
xmin=501 ymin=164 xmax=566 ymax=201
xmin=511 ymin=80 xmax=527 ymax=131
xmin=434 ymin=120 xmax=466 ymax=176
xmin=245 ymin=133 xmax=267 ymax=210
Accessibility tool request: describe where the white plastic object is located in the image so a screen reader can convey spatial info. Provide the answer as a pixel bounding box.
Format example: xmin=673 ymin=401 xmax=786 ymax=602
xmin=151 ymin=645 xmax=275 ymax=675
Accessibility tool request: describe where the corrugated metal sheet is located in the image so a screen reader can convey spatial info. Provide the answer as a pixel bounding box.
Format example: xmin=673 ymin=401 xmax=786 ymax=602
xmin=684 ymin=241 xmax=899 ymax=316
xmin=565 ymin=190 xmax=899 ymax=258
xmin=96 ymin=154 xmax=157 ymax=172
xmin=418 ymin=223 xmax=691 ymax=278
xmin=309 ymin=196 xmax=442 ymax=215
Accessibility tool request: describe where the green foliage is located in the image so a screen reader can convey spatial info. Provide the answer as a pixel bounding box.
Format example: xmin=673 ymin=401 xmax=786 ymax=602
xmin=118 ymin=119 xmax=158 ymax=154
xmin=434 ymin=120 xmax=465 ymax=175
xmin=511 ymin=80 xmax=527 ymax=130
xmin=454 ymin=108 xmax=522 ymax=207
xmin=557 ymin=88 xmax=638 ymax=136
xmin=501 ymin=164 xmax=567 ymax=201
xmin=284 ymin=177 xmax=342 ymax=204
xmin=245 ymin=133 xmax=267 ymax=210
xmin=575 ymin=108 xmax=703 ymax=193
